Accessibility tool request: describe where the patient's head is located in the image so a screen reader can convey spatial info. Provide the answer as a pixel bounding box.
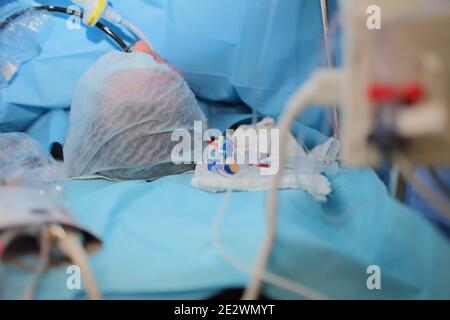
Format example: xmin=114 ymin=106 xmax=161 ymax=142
xmin=63 ymin=49 xmax=206 ymax=180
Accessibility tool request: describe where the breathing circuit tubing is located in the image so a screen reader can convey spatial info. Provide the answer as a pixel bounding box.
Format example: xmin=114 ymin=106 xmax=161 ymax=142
xmin=0 ymin=5 xmax=130 ymax=52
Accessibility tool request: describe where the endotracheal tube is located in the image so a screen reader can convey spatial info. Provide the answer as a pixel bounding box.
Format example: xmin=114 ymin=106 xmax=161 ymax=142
xmin=71 ymin=0 xmax=154 ymax=50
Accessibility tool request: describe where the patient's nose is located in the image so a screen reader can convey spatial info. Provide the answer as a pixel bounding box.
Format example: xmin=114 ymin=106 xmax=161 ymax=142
xmin=132 ymin=40 xmax=182 ymax=76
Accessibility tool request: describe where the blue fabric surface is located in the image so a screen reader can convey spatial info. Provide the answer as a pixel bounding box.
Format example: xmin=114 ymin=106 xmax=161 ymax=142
xmin=406 ymin=168 xmax=450 ymax=236
xmin=1 ymin=0 xmax=449 ymax=300
xmin=1 ymin=169 xmax=449 ymax=299
xmin=0 ymin=0 xmax=336 ymax=138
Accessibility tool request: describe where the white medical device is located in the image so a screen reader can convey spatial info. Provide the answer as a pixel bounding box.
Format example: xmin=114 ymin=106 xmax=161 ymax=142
xmin=0 ymin=186 xmax=100 ymax=264
xmin=341 ymin=0 xmax=450 ymax=166
xmin=244 ymin=0 xmax=450 ymax=300
xmin=71 ymin=0 xmax=107 ymax=26
xmin=0 ymin=186 xmax=102 ymax=300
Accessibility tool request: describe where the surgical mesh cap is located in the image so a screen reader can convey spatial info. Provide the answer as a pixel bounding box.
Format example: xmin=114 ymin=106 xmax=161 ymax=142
xmin=64 ymin=51 xmax=206 ymax=180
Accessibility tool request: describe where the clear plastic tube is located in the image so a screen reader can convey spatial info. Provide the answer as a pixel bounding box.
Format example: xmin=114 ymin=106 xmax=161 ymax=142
xmin=284 ymin=156 xmax=339 ymax=176
xmin=212 ymin=188 xmax=329 ymax=300
xmin=21 ymin=227 xmax=51 ymax=300
xmin=396 ymin=153 xmax=450 ymax=221
xmin=57 ymin=229 xmax=102 ymax=300
xmin=320 ymin=0 xmax=340 ymax=138
xmin=251 ymin=0 xmax=279 ymax=126
xmin=243 ymin=70 xmax=341 ymax=300
xmin=119 ymin=19 xmax=154 ymax=51
xmin=101 ymin=6 xmax=154 ymax=51
xmin=0 ymin=5 xmax=54 ymax=88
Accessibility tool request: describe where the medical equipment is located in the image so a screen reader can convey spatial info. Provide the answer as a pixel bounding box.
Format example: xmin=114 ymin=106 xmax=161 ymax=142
xmin=0 ymin=133 xmax=101 ymax=299
xmin=0 ymin=5 xmax=54 ymax=88
xmin=0 ymin=5 xmax=129 ymax=52
xmin=71 ymin=0 xmax=153 ymax=50
xmin=70 ymin=0 xmax=107 ymax=27
xmin=1 ymin=2 xmax=201 ymax=181
xmin=250 ymin=0 xmax=279 ymax=126
xmin=0 ymin=132 xmax=65 ymax=191
xmin=55 ymin=226 xmax=102 ymax=300
xmin=212 ymin=190 xmax=329 ymax=300
xmin=193 ymin=162 xmax=332 ymax=201
xmin=244 ymin=0 xmax=450 ymax=300
xmin=0 ymin=186 xmax=102 ymax=299
xmin=0 ymin=0 xmax=154 ymax=81
xmin=192 ymin=117 xmax=338 ymax=201
xmin=320 ymin=0 xmax=340 ymax=138
xmin=342 ymin=0 xmax=450 ymax=167
xmin=63 ymin=50 xmax=206 ymax=180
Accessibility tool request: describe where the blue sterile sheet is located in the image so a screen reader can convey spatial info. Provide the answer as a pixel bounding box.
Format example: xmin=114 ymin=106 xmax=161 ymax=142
xmin=0 ymin=169 xmax=449 ymax=300
xmin=0 ymin=0 xmax=337 ymax=137
xmin=1 ymin=0 xmax=450 ymax=300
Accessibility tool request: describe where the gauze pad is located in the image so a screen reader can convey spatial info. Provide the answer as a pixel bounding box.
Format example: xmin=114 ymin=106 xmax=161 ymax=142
xmin=191 ymin=118 xmax=340 ymax=201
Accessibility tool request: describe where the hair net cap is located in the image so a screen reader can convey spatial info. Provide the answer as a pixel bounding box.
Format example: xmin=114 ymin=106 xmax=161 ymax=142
xmin=64 ymin=51 xmax=206 ymax=180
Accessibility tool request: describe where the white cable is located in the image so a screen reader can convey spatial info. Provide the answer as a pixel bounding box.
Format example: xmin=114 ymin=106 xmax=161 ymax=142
xmin=102 ymin=6 xmax=154 ymax=51
xmin=320 ymin=0 xmax=340 ymax=138
xmin=242 ymin=70 xmax=342 ymax=300
xmin=21 ymin=227 xmax=51 ymax=300
xmin=119 ymin=19 xmax=154 ymax=51
xmin=212 ymin=190 xmax=329 ymax=300
xmin=209 ymin=0 xmax=331 ymax=300
xmin=0 ymin=230 xmax=20 ymax=256
xmin=1 ymin=227 xmax=51 ymax=300
xmin=251 ymin=0 xmax=279 ymax=126
xmin=395 ymin=153 xmax=450 ymax=221
xmin=57 ymin=230 xmax=102 ymax=300
xmin=3 ymin=227 xmax=101 ymax=300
